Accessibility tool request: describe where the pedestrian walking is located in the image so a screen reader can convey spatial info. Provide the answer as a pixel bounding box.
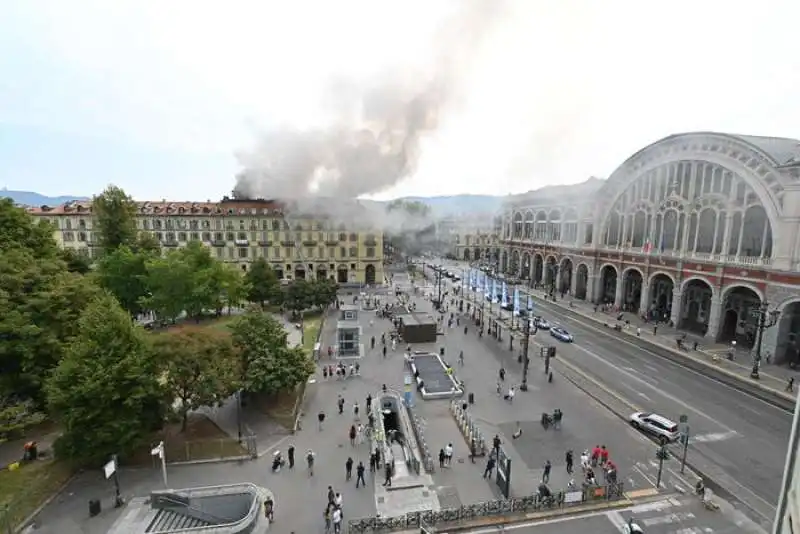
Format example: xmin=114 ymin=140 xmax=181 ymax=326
xmin=332 ymin=507 xmax=342 ymax=534
xmin=353 ymin=402 xmax=360 ymax=420
xmin=318 ymin=411 xmax=325 ymax=431
xmin=287 ymin=445 xmax=295 ymax=469
xmin=323 ymin=506 xmax=331 ymax=533
xmin=483 ymin=456 xmax=496 ymax=478
xmin=542 ymin=460 xmax=551 ymax=483
xmin=565 ymin=449 xmax=574 ymax=474
xmin=366 ymin=393 xmax=372 ymax=411
xmin=306 ymin=449 xmax=315 ymax=476
xmin=383 ymin=463 xmax=392 ymax=487
xmin=438 ymin=448 xmax=446 ymax=468
xmin=458 ymin=350 xmax=464 ymax=365
xmin=349 ymin=425 xmax=357 ymax=446
xmin=356 ymin=461 xmax=366 ymax=488
xmin=788 ymin=377 xmax=795 ymax=392
xmin=338 ymin=395 xmax=345 ymax=415
xmin=445 ymin=443 xmax=454 ymax=466
xmin=345 ymin=457 xmax=353 ymax=480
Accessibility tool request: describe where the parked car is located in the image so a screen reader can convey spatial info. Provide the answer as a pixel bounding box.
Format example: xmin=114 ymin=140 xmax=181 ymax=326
xmin=629 ymin=412 xmax=680 ymax=444
xmin=550 ymin=326 xmax=573 ymax=342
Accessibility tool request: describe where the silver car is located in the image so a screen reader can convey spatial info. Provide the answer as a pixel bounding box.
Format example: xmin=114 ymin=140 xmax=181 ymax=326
xmin=629 ymin=412 xmax=680 ymax=444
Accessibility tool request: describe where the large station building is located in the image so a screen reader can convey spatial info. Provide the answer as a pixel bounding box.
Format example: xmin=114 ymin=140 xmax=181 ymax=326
xmin=494 ymin=131 xmax=800 ymax=364
xmin=27 ymin=196 xmax=385 ymax=286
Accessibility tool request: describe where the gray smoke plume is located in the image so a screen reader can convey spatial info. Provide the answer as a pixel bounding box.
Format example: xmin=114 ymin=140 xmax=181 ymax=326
xmin=233 ymin=0 xmax=509 ymax=229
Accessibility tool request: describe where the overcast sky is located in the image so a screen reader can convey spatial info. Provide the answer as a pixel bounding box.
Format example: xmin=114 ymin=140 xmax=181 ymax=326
xmin=1 ymin=0 xmax=799 ymax=201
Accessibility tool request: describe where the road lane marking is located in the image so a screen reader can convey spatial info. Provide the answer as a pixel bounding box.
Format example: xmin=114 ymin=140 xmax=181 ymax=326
xmin=637 ymin=392 xmax=651 ymax=400
xmin=633 ymin=464 xmax=658 ymax=487
xmin=690 ymin=430 xmax=740 ymax=443
xmin=643 ymin=512 xmax=695 ymax=526
xmin=536 ymin=302 xmax=790 ymax=414
xmin=572 ymin=344 xmax=734 ymax=431
xmin=606 ymin=510 xmax=629 ymax=533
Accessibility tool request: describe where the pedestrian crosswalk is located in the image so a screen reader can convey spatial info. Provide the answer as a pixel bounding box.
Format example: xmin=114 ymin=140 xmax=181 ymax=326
xmin=605 ymin=496 xmax=727 ymax=534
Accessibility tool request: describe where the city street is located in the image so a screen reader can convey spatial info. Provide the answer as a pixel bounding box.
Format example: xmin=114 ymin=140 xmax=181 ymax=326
xmin=416 ymin=269 xmax=715 ymax=500
xmin=512 ymin=292 xmax=790 ymax=526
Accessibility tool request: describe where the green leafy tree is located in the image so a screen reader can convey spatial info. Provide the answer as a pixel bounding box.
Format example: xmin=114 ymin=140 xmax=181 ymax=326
xmin=135 ymin=232 xmax=162 ymax=255
xmin=46 ymin=293 xmax=166 ymax=464
xmin=230 ymin=309 xmax=314 ymax=395
xmin=151 ymin=328 xmax=237 ymax=431
xmin=60 ymin=248 xmax=92 ymax=274
xmin=0 ymin=248 xmax=100 ymax=405
xmin=245 ymin=258 xmax=280 ymax=307
xmin=92 ymin=185 xmax=139 ymax=252
xmin=95 ymin=246 xmax=153 ymax=317
xmin=283 ymin=279 xmax=313 ymax=316
xmin=309 ymin=278 xmax=338 ymax=309
xmin=0 ymin=198 xmax=59 ymax=258
xmin=142 ymin=252 xmax=193 ymax=323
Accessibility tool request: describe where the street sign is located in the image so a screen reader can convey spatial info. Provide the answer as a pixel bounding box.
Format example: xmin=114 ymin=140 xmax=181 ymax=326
xmin=679 ymin=414 xmax=688 ymax=423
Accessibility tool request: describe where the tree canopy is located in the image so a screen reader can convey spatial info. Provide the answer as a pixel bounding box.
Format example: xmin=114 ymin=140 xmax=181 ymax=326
xmin=150 ymin=328 xmax=237 ymax=431
xmin=229 ymin=309 xmax=314 ymax=395
xmin=92 ymin=185 xmax=139 ymax=251
xmin=46 ymin=293 xmax=166 ymax=464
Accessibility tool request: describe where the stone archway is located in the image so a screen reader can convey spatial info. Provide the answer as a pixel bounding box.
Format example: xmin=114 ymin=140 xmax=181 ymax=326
xmin=463 ymin=248 xmax=471 ymax=261
xmin=317 ymin=268 xmax=328 ymax=280
xmin=544 ymin=256 xmax=558 ymax=292
xmin=599 ymin=265 xmax=618 ymax=304
xmin=777 ymin=301 xmax=800 ymax=365
xmin=718 ymin=285 xmax=762 ymax=346
xmin=575 ymin=264 xmax=589 ymax=300
xmin=337 ymin=266 xmax=349 ymax=283
xmin=647 ymin=273 xmax=674 ymax=320
xmin=521 ymin=253 xmax=531 ymax=280
xmin=510 ymin=250 xmax=520 ymax=274
xmin=533 ymin=254 xmax=544 ymax=285
xmin=679 ymin=278 xmax=713 ymax=335
xmin=294 ymin=266 xmax=306 ymax=280
xmin=622 ymin=268 xmax=643 ymax=313
xmin=274 ymin=267 xmax=285 ymax=279
xmin=559 ymin=258 xmax=573 ymax=295
xmin=474 ymin=247 xmax=481 ymax=261
xmin=501 ymin=250 xmax=509 ymax=273
xmin=365 ymin=264 xmax=376 ymax=285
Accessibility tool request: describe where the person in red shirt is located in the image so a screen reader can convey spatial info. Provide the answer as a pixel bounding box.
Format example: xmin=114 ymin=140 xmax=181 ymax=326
xmin=600 ymin=445 xmax=609 ymax=466
xmin=591 ymin=446 xmax=601 ymax=466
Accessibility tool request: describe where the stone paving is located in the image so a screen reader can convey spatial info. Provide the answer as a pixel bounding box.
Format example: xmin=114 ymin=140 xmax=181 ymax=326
xmin=21 ymin=308 xmax=374 ymax=534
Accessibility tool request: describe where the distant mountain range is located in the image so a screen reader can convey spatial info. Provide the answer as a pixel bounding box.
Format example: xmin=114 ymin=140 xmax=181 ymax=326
xmin=0 ymin=189 xmax=505 ymax=216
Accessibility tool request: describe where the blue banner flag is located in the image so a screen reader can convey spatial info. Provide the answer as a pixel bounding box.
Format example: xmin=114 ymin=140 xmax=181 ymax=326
xmin=527 ymin=295 xmax=534 ymax=311
xmin=501 ymin=282 xmax=508 ymax=306
xmin=513 ymin=288 xmax=520 ymax=316
xmin=483 ymin=273 xmax=489 ymax=295
xmin=491 ymin=279 xmax=499 ymax=304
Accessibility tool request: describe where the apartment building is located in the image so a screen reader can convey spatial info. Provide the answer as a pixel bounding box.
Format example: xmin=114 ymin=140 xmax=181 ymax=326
xmin=27 ymin=197 xmax=385 ymax=286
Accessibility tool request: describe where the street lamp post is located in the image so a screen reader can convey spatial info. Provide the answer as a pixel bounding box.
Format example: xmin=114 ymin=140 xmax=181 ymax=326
xmin=519 ymin=315 xmax=532 ymax=391
xmin=749 ymin=302 xmax=780 ymax=379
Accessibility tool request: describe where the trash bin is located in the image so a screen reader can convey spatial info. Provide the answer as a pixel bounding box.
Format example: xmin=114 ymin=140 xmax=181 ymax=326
xmin=468 ymin=392 xmax=475 ymax=405
xmin=89 ymin=499 xmax=101 ymax=517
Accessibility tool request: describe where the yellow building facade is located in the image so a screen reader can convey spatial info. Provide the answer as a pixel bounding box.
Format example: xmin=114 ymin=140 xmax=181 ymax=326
xmin=28 ymin=198 xmax=385 ymax=286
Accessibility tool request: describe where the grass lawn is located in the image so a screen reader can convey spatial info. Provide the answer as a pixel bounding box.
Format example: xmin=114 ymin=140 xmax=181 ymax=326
xmin=0 ymin=459 xmax=74 ymax=529
xmin=302 ymin=315 xmax=323 ymax=352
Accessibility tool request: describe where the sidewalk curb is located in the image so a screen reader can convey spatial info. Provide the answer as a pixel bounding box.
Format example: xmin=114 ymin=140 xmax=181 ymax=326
xmin=12 ymin=469 xmax=80 ymax=533
xmin=530 ymin=294 xmax=796 ymax=411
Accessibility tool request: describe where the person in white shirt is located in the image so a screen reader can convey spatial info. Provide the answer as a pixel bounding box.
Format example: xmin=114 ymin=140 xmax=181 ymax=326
xmin=444 ymin=443 xmax=454 ymax=466
xmin=332 ymin=507 xmax=342 ymax=533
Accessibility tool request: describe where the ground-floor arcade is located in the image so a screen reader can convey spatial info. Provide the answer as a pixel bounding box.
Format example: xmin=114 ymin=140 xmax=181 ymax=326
xmin=230 ymin=260 xmax=383 ymax=286
xmin=498 ymin=245 xmax=800 ymax=365
xmin=456 ymin=245 xmax=501 ymax=264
